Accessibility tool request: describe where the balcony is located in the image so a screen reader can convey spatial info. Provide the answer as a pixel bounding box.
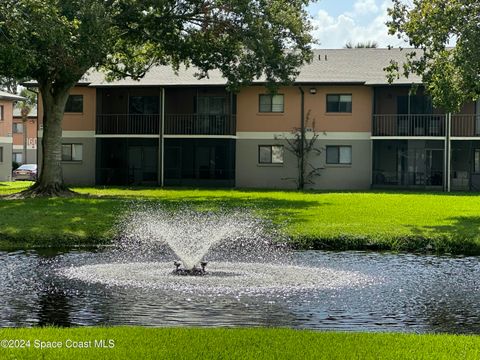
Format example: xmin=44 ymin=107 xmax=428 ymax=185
xmin=96 ymin=114 xmax=160 ymax=135
xmin=372 ymin=114 xmax=446 ymax=137
xmin=96 ymin=114 xmax=237 ymax=136
xmin=451 ymin=114 xmax=480 ymax=137
xmin=373 ymin=114 xmax=480 ymax=137
xmin=164 ymin=114 xmax=236 ymax=136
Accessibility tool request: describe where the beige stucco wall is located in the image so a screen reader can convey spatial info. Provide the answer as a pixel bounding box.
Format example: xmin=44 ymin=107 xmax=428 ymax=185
xmin=236 ymin=85 xmax=373 ymax=133
xmin=0 ymin=100 xmax=13 ymax=137
xmin=13 ymin=116 xmax=38 ymax=164
xmin=0 ymin=100 xmax=14 ymax=180
xmin=0 ymin=143 xmax=12 ymax=181
xmin=236 ymin=138 xmax=372 ymax=190
xmin=38 ymin=87 xmax=96 ymax=131
xmin=37 ymin=136 xmax=96 ymax=185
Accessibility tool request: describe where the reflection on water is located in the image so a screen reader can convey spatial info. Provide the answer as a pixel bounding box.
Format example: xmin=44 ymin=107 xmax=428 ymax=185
xmin=0 ymin=249 xmax=479 ymax=333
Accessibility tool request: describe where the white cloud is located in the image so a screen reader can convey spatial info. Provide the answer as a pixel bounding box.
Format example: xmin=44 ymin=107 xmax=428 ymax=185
xmin=311 ymin=0 xmax=404 ymax=48
xmin=353 ymin=0 xmax=379 ymax=15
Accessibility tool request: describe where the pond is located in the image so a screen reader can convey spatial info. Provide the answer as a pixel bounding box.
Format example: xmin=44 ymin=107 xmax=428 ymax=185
xmin=1 ymin=249 xmax=479 ymax=333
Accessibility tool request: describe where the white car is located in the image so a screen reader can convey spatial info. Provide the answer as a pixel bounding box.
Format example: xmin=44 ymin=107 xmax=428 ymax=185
xmin=12 ymin=164 xmax=38 ymax=181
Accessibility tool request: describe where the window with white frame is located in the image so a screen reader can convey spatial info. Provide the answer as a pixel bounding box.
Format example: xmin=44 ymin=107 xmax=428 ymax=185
xmin=258 ymin=145 xmax=284 ymax=164
xmin=259 ymin=94 xmax=284 ymax=113
xmin=62 ymin=144 xmax=83 ymax=161
xmin=326 ymin=146 xmax=352 ymax=165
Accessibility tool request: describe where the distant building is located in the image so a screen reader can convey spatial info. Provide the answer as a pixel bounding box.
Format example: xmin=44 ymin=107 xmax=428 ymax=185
xmin=0 ymin=90 xmax=25 ymax=180
xmin=34 ymin=49 xmax=480 ymax=191
xmin=13 ymin=105 xmax=38 ymax=165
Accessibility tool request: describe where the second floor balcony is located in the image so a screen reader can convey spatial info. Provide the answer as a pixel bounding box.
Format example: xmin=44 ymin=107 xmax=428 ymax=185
xmin=96 ymin=113 xmax=236 ymax=136
xmin=372 ymin=114 xmax=480 ymax=137
xmin=164 ymin=114 xmax=236 ymax=136
xmin=96 ymin=114 xmax=160 ymax=135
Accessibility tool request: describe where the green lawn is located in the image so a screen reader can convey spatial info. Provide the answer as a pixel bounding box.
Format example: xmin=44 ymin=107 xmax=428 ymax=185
xmin=0 ymin=327 xmax=478 ymax=359
xmin=1 ymin=182 xmax=480 ymax=254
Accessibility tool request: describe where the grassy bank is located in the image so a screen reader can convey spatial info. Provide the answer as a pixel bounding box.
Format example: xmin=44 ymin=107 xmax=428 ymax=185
xmin=0 ymin=327 xmax=479 ymax=359
xmin=1 ymin=182 xmax=480 ymax=254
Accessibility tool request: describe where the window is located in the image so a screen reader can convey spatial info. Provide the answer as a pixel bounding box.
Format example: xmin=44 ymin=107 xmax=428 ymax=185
xmin=326 ymin=146 xmax=352 ymax=165
xmin=13 ymin=123 xmax=23 ymax=133
xmin=0 ymin=147 xmax=3 ymax=162
xmin=65 ymin=95 xmax=83 ymax=113
xmin=12 ymin=152 xmax=23 ymax=164
xmin=259 ymin=94 xmax=284 ymax=113
xmin=259 ymin=145 xmax=284 ymax=164
xmin=0 ymin=105 xmax=3 ymax=120
xmin=326 ymin=94 xmax=352 ymax=113
xmin=61 ymin=144 xmax=83 ymax=161
xmin=475 ymin=149 xmax=480 ymax=173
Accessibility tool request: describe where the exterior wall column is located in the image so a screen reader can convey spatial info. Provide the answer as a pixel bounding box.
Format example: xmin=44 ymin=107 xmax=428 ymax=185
xmin=159 ymin=88 xmax=165 ymax=187
xmin=446 ymin=112 xmax=452 ymax=192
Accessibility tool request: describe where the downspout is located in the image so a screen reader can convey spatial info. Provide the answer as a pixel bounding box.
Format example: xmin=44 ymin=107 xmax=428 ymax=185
xmin=298 ymin=86 xmax=305 ymax=190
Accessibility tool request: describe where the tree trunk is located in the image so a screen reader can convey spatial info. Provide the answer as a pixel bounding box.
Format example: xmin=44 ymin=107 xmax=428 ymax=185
xmin=16 ymin=83 xmax=76 ymax=198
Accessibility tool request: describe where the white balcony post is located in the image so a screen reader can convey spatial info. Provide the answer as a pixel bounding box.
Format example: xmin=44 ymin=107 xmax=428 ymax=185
xmin=447 ymin=112 xmax=452 ymax=192
xmin=444 ymin=112 xmax=452 ymax=192
xmin=160 ymin=88 xmax=165 ymax=187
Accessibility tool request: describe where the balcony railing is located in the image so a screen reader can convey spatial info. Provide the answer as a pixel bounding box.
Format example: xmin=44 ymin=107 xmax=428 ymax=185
xmin=96 ymin=114 xmax=160 ymax=135
xmin=372 ymin=114 xmax=446 ymax=137
xmin=164 ymin=114 xmax=236 ymax=135
xmin=451 ymin=114 xmax=480 ymax=137
xmin=96 ymin=114 xmax=237 ymax=135
xmin=373 ymin=114 xmax=480 ymax=137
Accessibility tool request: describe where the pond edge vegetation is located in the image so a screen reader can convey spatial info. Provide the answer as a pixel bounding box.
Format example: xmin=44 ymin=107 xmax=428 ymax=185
xmin=1 ymin=183 xmax=479 ymax=256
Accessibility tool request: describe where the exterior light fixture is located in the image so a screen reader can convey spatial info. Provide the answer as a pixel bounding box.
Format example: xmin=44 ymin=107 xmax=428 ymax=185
xmin=309 ymin=88 xmax=317 ymax=95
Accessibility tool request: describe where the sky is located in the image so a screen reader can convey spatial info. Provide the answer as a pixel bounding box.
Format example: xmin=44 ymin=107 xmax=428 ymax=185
xmin=307 ymin=0 xmax=407 ymax=49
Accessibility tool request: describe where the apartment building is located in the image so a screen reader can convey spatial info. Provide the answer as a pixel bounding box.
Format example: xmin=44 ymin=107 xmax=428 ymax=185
xmin=12 ymin=105 xmax=38 ymax=165
xmin=36 ymin=49 xmax=480 ymax=191
xmin=0 ymin=90 xmax=24 ymax=181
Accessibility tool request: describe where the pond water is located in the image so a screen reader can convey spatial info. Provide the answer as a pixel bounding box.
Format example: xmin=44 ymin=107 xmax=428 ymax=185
xmin=1 ymin=249 xmax=479 ymax=333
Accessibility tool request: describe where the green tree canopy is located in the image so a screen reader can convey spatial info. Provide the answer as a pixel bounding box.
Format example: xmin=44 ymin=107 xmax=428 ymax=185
xmin=387 ymin=0 xmax=480 ymax=112
xmin=0 ymin=0 xmax=316 ymax=196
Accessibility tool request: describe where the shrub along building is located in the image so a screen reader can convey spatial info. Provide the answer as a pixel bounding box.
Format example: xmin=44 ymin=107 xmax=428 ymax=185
xmin=35 ymin=49 xmax=480 ymax=191
xmin=0 ymin=90 xmax=25 ymax=181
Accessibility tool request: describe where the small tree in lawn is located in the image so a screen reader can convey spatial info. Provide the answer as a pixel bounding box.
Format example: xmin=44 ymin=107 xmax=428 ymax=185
xmin=275 ymin=111 xmax=324 ymax=190
xmin=0 ymin=0 xmax=315 ymax=197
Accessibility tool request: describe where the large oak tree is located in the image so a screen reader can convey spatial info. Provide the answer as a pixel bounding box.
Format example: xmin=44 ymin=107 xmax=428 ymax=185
xmin=387 ymin=0 xmax=480 ymax=112
xmin=0 ymin=0 xmax=315 ymax=197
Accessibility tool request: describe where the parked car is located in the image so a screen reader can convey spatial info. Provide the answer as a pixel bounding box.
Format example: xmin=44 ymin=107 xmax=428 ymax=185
xmin=12 ymin=164 xmax=37 ymax=181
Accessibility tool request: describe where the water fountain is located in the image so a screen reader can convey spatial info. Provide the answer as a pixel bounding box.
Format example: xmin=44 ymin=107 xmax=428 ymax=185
xmin=4 ymin=204 xmax=480 ymax=331
xmin=62 ymin=204 xmax=374 ymax=295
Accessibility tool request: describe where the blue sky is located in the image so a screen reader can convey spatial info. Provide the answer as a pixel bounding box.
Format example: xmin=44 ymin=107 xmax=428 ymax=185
xmin=307 ymin=0 xmax=406 ymax=48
